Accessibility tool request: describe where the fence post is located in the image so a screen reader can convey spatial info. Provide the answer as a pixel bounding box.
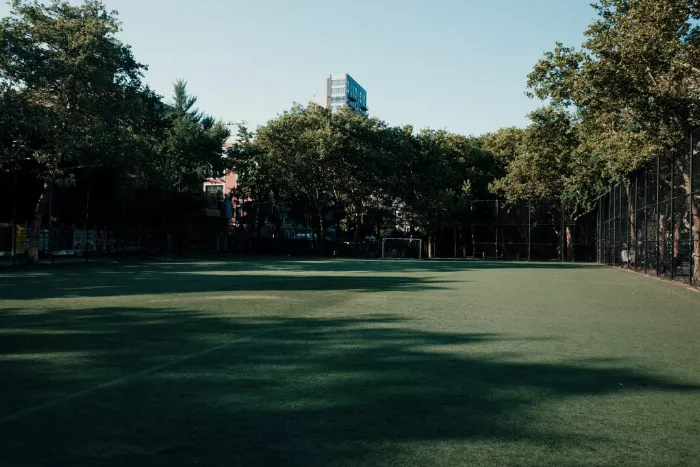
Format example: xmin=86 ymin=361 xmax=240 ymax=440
xmin=527 ymin=199 xmax=532 ymax=262
xmin=670 ymin=151 xmax=675 ymax=280
xmin=84 ymin=188 xmax=90 ymax=264
xmin=572 ymin=222 xmax=576 ymax=262
xmin=619 ymin=184 xmax=623 ymax=266
xmin=49 ymin=185 xmax=53 ymax=264
xmin=634 ymin=176 xmax=638 ymax=269
xmin=644 ymin=169 xmax=649 ymax=274
xmin=596 ymin=197 xmax=601 ymax=263
xmin=495 ymin=200 xmax=499 ymax=260
xmin=612 ymin=185 xmax=616 ymax=265
xmin=690 ymin=133 xmax=695 ymax=286
xmin=11 ymin=220 xmax=16 ymax=267
xmin=608 ymin=188 xmax=613 ymax=264
xmin=11 ymin=167 xmax=17 ymax=266
xmin=453 ymin=225 xmax=457 ymax=259
xmin=656 ymin=156 xmax=661 ymax=277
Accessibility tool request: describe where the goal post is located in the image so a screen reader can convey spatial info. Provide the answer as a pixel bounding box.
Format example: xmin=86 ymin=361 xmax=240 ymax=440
xmin=381 ymin=238 xmax=423 ymax=260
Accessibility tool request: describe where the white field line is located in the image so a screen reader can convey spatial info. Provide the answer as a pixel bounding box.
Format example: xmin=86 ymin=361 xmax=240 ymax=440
xmin=0 ymin=336 xmax=255 ymax=425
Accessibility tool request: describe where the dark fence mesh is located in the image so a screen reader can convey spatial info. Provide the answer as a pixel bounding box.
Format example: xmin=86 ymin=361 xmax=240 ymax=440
xmin=2 ymin=169 xmax=600 ymax=265
xmin=382 ymin=238 xmax=422 ymax=259
xmin=426 ymin=200 xmax=593 ymax=262
xmin=0 ymin=175 xmax=231 ymax=265
xmin=597 ymin=134 xmax=699 ymax=286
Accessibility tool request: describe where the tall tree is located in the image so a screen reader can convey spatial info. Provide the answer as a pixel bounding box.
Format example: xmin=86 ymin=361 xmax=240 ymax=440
xmin=227 ymin=124 xmax=285 ymax=245
xmin=146 ymin=80 xmax=229 ymax=193
xmin=489 ymin=108 xmax=603 ymax=260
xmin=0 ymin=0 xmax=154 ymax=262
xmin=528 ymin=0 xmax=700 ymax=274
xmin=254 ymin=103 xmax=338 ymax=252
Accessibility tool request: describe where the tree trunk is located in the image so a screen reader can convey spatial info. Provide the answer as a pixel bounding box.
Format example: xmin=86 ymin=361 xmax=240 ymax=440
xmin=565 ymin=225 xmax=573 ymax=262
xmin=673 ymin=216 xmax=681 ymax=268
xmin=27 ymin=181 xmax=52 ymax=264
xmin=658 ymin=214 xmax=667 ymax=273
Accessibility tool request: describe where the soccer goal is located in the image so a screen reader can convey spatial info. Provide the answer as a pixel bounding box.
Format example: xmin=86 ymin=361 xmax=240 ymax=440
xmin=381 ymin=238 xmax=423 ymax=260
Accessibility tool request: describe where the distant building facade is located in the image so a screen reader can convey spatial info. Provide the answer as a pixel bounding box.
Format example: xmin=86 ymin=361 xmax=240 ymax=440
xmin=326 ymin=73 xmax=367 ymax=114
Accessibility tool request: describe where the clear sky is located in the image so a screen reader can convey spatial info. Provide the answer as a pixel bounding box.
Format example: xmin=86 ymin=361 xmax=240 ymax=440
xmin=1 ymin=0 xmax=597 ymax=135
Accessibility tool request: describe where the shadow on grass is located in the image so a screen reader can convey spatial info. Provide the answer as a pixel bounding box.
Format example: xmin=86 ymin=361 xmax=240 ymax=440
xmin=0 ymin=258 xmax=598 ymax=300
xmin=1 ymin=307 xmax=697 ymax=466
xmin=0 ymin=270 xmax=452 ymax=300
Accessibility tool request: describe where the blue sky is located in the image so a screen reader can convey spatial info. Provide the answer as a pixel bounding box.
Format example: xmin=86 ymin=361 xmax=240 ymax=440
xmin=1 ymin=0 xmax=596 ymax=135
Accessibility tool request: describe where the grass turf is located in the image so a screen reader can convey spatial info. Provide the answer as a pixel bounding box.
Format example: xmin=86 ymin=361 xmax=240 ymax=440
xmin=1 ymin=259 xmax=699 ymax=466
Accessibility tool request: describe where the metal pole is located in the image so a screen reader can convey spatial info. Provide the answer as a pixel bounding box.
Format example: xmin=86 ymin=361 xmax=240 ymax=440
xmin=495 ymin=200 xmax=499 ymax=260
xmin=619 ymin=184 xmax=623 ymax=266
xmin=656 ymin=156 xmax=661 ymax=276
xmin=690 ymin=133 xmax=695 ymax=286
xmin=613 ymin=186 xmax=617 ymax=265
xmin=85 ymin=188 xmax=90 ymax=263
xmin=470 ymin=202 xmax=474 ymax=258
xmin=528 ymin=199 xmax=532 ymax=262
xmin=453 ymin=225 xmax=457 ymax=259
xmin=634 ymin=176 xmax=638 ymax=269
xmin=644 ymin=169 xmax=649 ymax=274
xmin=11 ymin=167 xmax=17 ymax=266
xmin=49 ymin=185 xmax=53 ymax=264
xmin=572 ymin=222 xmax=576 ymax=262
xmin=608 ymin=188 xmax=613 ymax=264
xmin=596 ymin=198 xmax=600 ymax=263
xmin=670 ymin=152 xmax=675 ymax=280
xmin=560 ymin=201 xmax=564 ymax=263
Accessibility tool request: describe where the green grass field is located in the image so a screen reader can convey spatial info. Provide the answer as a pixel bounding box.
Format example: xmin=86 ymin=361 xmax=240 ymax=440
xmin=1 ymin=259 xmax=699 ymax=466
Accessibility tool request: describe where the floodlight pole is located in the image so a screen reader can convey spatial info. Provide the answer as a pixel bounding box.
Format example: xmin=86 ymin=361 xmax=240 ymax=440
xmin=381 ymin=238 xmax=385 ymax=259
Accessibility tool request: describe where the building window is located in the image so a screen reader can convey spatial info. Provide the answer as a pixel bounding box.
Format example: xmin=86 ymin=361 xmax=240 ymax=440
xmin=204 ymin=164 xmax=225 ymax=179
xmin=331 ymin=87 xmax=345 ymax=95
xmin=331 ymin=79 xmax=345 ymax=86
xmin=204 ymin=184 xmax=224 ymax=197
xmin=331 ymin=96 xmax=346 ymax=103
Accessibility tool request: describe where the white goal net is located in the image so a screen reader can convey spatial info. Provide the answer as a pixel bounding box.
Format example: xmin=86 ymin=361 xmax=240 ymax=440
xmin=381 ymin=238 xmax=423 ymax=259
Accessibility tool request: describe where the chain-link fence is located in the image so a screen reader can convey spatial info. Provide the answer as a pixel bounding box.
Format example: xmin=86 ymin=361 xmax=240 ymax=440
xmin=0 ymin=175 xmax=231 ymax=266
xmin=423 ymin=200 xmax=595 ymax=262
xmin=596 ymin=132 xmax=700 ymax=286
xmin=1 ymin=169 xmax=598 ymax=265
